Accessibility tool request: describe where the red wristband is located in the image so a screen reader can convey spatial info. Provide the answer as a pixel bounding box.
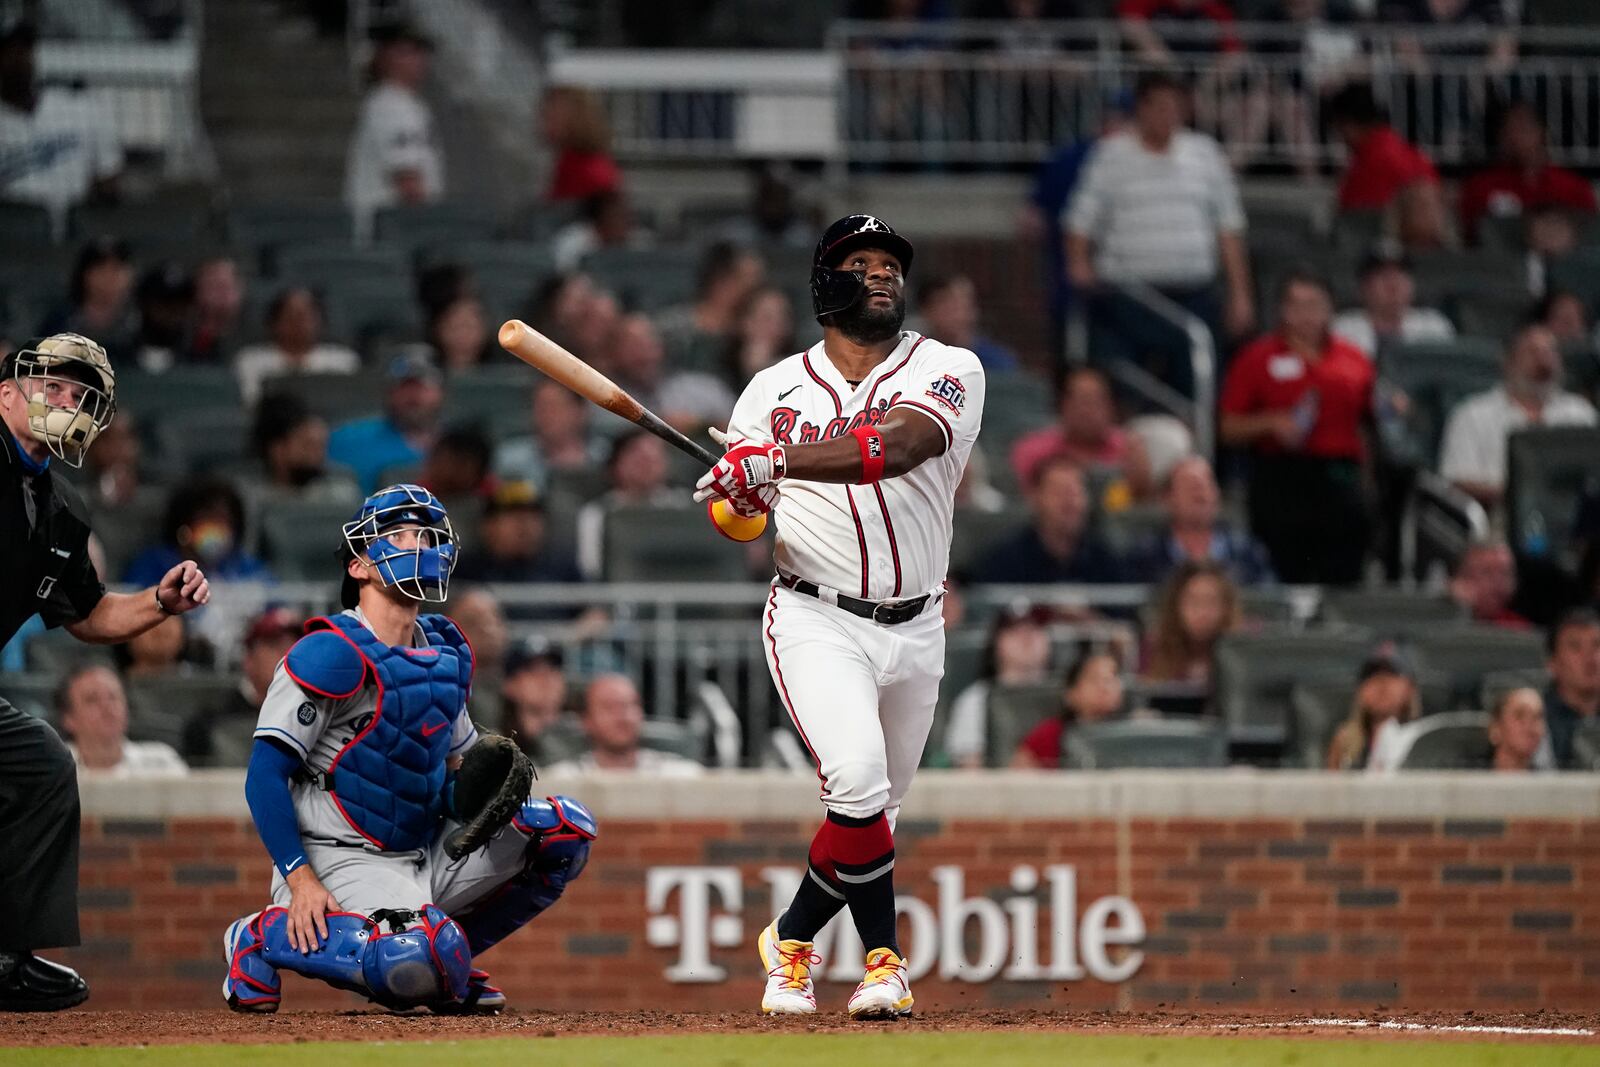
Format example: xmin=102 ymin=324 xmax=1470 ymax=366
xmin=851 ymin=426 xmax=885 ymax=483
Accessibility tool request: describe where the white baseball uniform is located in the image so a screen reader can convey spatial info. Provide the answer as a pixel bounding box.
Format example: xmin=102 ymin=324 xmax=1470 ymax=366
xmin=726 ymin=330 xmax=985 ymax=821
xmin=252 ymin=607 xmax=528 ymax=916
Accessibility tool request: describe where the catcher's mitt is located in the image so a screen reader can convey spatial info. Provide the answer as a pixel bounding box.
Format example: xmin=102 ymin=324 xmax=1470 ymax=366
xmin=443 ymin=734 xmax=534 ymax=859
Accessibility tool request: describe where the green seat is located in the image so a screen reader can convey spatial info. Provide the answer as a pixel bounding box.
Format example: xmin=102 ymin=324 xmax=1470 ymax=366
xmin=1064 ymin=718 xmax=1229 ymax=769
xmin=0 ymin=200 xmax=54 ymax=244
xmin=1548 ymin=248 xmax=1600 ymax=307
xmin=275 ymin=242 xmax=411 ymax=289
xmin=979 ymin=372 xmax=1055 ymax=461
xmin=260 ymin=371 xmax=386 ymax=424
xmin=115 ymin=367 xmax=241 ymax=423
xmin=87 ymin=486 xmax=167 ymax=580
xmin=0 ymin=673 xmax=56 ymax=721
xmin=1214 ymin=627 xmax=1375 ymax=746
xmin=639 ymin=718 xmax=709 ymax=764
xmin=983 ymin=682 xmax=1062 ymax=767
xmin=602 ymin=504 xmax=742 ymax=582
xmin=1287 ymin=678 xmax=1358 ymax=769
xmin=1320 ymin=590 xmax=1467 ymax=636
xmin=949 ymin=507 xmax=1027 ymax=577
xmin=583 ymin=247 xmax=698 ymax=310
xmin=1478 ymin=667 xmax=1549 ymax=710
xmin=1571 ymin=719 xmax=1600 ymax=771
xmin=257 ymin=499 xmax=359 ymax=579
xmin=322 ymin=278 xmax=424 ymax=350
xmin=424 ymin=240 xmax=557 ymax=320
xmin=125 ymin=675 xmax=240 ymax=751
xmin=1411 ymin=626 xmax=1548 ymax=707
xmin=374 ymin=202 xmax=500 ymax=252
xmin=231 ymin=201 xmax=355 ymax=270
xmin=72 ymin=186 xmax=220 ymax=245
xmin=1398 ymin=712 xmax=1492 ymax=770
xmin=153 ymin=407 xmax=253 ymax=477
xmin=1506 ymin=426 xmax=1600 ymax=567
xmin=444 ymin=367 xmax=533 ymax=440
xmin=1237 ymin=587 xmax=1299 ymax=625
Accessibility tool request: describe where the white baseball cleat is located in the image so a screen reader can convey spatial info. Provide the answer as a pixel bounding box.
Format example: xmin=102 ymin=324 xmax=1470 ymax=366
xmin=757 ymin=919 xmax=819 ymax=1015
xmin=846 ymin=948 xmax=913 ymax=1019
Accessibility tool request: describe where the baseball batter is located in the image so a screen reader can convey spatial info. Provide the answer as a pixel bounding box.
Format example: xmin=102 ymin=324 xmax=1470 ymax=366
xmin=696 ymin=215 xmax=985 ymax=1017
xmin=222 ymin=484 xmax=596 ymax=1014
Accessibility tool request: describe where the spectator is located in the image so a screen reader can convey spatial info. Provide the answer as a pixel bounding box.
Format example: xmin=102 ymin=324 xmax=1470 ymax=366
xmin=576 ymin=431 xmax=679 ymax=581
xmin=123 ymin=478 xmax=271 ymax=586
xmin=182 ymin=606 xmax=300 ymax=768
xmin=1117 ymin=0 xmax=1242 ymax=64
xmin=344 ymin=19 xmax=442 ymax=237
xmin=607 ymin=313 xmax=736 ymax=431
xmin=233 ymin=287 xmax=360 ymax=407
xmin=1438 ymin=323 xmax=1596 ymax=511
xmin=188 ymin=255 xmax=245 ymax=364
xmin=955 ymin=445 xmax=1008 ymax=513
xmin=552 ymin=188 xmax=649 ymax=272
xmin=724 ymin=286 xmax=797 ymax=388
xmin=543 ymin=674 xmax=704 ymax=776
xmin=131 ymin=262 xmax=194 ymax=373
xmin=38 ymin=237 xmax=136 ymax=356
xmin=1140 ymin=560 xmax=1240 ymax=691
xmin=1330 ymin=242 xmax=1456 ymax=360
xmin=1325 ymin=83 xmax=1447 ymax=248
xmin=425 ymin=293 xmax=492 ymax=373
xmin=0 ymin=21 xmax=122 ymax=228
xmin=1533 ymin=290 xmax=1592 ymax=347
xmin=915 ymin=274 xmax=1018 ymax=372
xmin=1448 ymin=540 xmax=1529 ymax=629
xmin=495 ymin=376 xmax=607 ymax=490
xmin=418 ymin=427 xmax=493 ymax=500
xmin=327 ymin=349 xmax=446 ymax=493
xmin=1461 ymin=102 xmax=1595 ymax=245
xmin=715 ymin=164 xmax=813 ymax=250
xmin=1524 ymin=205 xmax=1581 ymax=299
xmin=1221 ymin=270 xmax=1375 ymax=586
xmin=453 ymin=480 xmax=583 ymax=586
xmin=1010 ymin=366 xmax=1153 ymax=497
xmin=1381 ymin=0 xmax=1517 ymax=83
xmin=971 ymin=456 xmax=1124 ymax=584
xmin=1542 ymin=607 xmax=1600 ymax=769
xmin=447 ymin=586 xmax=509 ymax=721
xmin=115 ymin=615 xmax=188 ymax=681
xmin=57 ymin=664 xmax=186 ymax=778
xmin=1011 ymin=647 xmax=1125 ymax=769
xmin=1242 ymin=0 xmax=1364 ymax=178
xmin=540 ymin=85 xmax=621 ymax=203
xmin=653 ymin=242 xmax=766 ymax=370
xmin=1487 ymin=687 xmax=1548 ymax=773
xmin=498 ymin=637 xmax=578 ymax=765
xmin=943 ymin=605 xmax=1052 ymax=769
xmin=1127 ymin=456 xmax=1275 ymax=585
xmin=531 ymin=272 xmax=622 ymax=367
xmin=245 ymin=393 xmax=361 ymax=507
xmin=1325 ymin=644 xmax=1421 ymax=771
xmin=1067 ymin=70 xmax=1252 ymax=401
xmin=82 ymin=410 xmax=143 ymax=508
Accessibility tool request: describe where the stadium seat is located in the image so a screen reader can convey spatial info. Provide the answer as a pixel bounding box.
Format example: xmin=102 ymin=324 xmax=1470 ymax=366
xmin=602 ymin=504 xmax=740 ymax=582
xmin=0 ymin=673 xmax=56 ymax=721
xmin=154 ymin=407 xmax=254 ymax=476
xmin=230 ymin=201 xmax=355 ymax=269
xmin=321 ymin=278 xmax=425 ymax=350
xmin=1448 ymin=290 xmax=1528 ymax=344
xmin=1380 ymin=338 xmax=1503 ymax=466
xmin=126 ymin=676 xmax=239 ymax=751
xmin=0 ymin=200 xmax=54 ymax=244
xmin=1331 ymin=210 xmax=1385 ymax=253
xmin=978 ymin=372 xmax=1055 ymax=461
xmin=444 ymin=367 xmax=534 ymax=440
xmin=949 ymin=507 xmax=1028 ymax=576
xmin=1571 ymin=720 xmax=1600 ymax=771
xmin=1214 ymin=628 xmax=1375 ymax=746
xmin=1505 ymin=426 xmax=1600 ymax=565
xmin=274 ymin=241 xmax=411 ymax=289
xmin=1236 ymin=587 xmax=1300 ymax=625
xmin=1320 ymin=590 xmax=1467 ymax=635
xmin=22 ymin=627 xmax=114 ymax=675
xmin=421 ymin=240 xmax=557 ymax=320
xmin=1063 ymin=718 xmax=1229 ymax=769
xmin=1560 ymin=344 xmax=1600 ymax=402
xmin=373 ymin=202 xmax=500 ymax=252
xmin=639 ymin=717 xmax=709 ymax=764
xmin=1396 ymin=711 xmax=1493 ymax=770
xmin=1096 ymin=503 xmax=1167 ymax=557
xmin=71 ymin=185 xmax=221 ymax=245
xmin=583 ymin=247 xmax=699 ymax=311
xmin=1478 ymin=667 xmax=1548 ymax=710
xmin=1287 ymin=678 xmax=1357 ymax=769
xmin=257 ymin=499 xmax=358 ymax=579
xmin=114 ymin=367 xmax=242 ymax=423
xmin=1548 ymin=248 xmax=1600 ymax=306
xmin=260 ymin=370 xmax=387 ymax=423
xmin=87 ymin=487 xmax=166 ymax=581
xmin=983 ymin=682 xmax=1062 ymax=767
xmin=1410 ymin=626 xmax=1547 ymax=707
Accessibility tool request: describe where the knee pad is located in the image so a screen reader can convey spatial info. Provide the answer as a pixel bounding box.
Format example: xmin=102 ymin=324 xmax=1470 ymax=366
xmin=257 ymin=904 xmax=471 ymax=1009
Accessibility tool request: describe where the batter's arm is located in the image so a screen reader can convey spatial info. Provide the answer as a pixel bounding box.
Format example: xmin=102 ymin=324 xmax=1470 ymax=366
xmin=783 ymin=407 xmax=947 ymax=483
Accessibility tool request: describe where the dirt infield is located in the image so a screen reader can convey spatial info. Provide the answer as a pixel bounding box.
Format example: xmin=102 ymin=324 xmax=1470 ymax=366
xmin=3 ymin=1009 xmax=1596 ymax=1048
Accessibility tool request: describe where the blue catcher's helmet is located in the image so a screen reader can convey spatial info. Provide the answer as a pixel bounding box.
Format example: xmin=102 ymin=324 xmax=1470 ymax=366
xmin=340 ymin=484 xmax=458 ymax=607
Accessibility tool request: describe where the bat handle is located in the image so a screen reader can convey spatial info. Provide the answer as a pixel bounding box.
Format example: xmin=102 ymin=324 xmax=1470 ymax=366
xmin=635 ymin=408 xmax=721 ymax=467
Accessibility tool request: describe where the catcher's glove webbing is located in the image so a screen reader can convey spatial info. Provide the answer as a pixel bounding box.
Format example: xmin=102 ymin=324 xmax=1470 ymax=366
xmin=443 ymin=734 xmax=534 ymax=859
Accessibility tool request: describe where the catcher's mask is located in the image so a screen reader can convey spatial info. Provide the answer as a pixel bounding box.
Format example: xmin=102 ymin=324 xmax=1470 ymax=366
xmin=4 ymin=333 xmax=117 ymax=468
xmin=341 ymin=484 xmax=458 ymax=607
xmin=810 ymin=214 xmax=915 ymax=324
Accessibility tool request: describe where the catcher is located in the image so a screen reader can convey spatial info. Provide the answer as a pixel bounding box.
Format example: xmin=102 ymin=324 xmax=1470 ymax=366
xmin=222 ymin=484 xmax=595 ymax=1014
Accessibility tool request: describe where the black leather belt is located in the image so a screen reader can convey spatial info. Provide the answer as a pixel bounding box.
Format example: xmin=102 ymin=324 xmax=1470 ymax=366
xmin=778 ymin=572 xmax=933 ymax=626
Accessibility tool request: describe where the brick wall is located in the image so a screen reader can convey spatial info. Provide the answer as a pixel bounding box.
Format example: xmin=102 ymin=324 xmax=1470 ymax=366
xmin=62 ymin=801 xmax=1600 ymax=1012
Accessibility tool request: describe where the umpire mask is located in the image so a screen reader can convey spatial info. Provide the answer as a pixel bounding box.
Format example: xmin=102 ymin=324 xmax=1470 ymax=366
xmin=8 ymin=333 xmax=117 ymax=468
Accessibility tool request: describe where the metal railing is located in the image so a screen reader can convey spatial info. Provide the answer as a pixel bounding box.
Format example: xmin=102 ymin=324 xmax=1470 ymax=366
xmin=1094 ymin=280 xmax=1217 ymax=460
xmin=1401 ymin=470 xmax=1492 ymax=585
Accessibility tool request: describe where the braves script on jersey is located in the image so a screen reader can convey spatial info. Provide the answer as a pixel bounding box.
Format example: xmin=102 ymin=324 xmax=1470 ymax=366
xmin=729 ymin=331 xmax=986 ymax=601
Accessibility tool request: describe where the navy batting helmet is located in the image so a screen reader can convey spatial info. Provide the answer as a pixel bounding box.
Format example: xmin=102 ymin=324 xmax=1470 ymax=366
xmin=810 ymin=214 xmax=915 ymax=324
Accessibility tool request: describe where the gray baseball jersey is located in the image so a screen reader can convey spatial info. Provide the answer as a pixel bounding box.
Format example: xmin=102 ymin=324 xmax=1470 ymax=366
xmin=253 ymin=607 xmax=478 ymax=849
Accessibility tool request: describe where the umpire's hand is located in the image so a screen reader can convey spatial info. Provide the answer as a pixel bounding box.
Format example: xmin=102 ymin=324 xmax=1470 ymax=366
xmin=156 ymin=560 xmax=211 ymax=615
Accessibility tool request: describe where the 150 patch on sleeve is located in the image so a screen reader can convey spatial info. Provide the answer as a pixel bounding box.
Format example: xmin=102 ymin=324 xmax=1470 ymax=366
xmin=925 ymin=374 xmax=966 ymax=414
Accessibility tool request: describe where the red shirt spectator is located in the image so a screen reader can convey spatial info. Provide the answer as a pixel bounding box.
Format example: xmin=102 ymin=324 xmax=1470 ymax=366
xmin=1011 ymin=649 xmax=1125 ymax=770
xmin=1221 ymin=330 xmax=1374 ymax=461
xmin=1337 ymin=125 xmax=1439 ymax=212
xmin=1117 ymin=0 xmax=1242 ymax=54
xmin=1460 ymin=103 xmax=1597 ymax=242
xmin=541 ymin=86 xmax=621 ymax=203
xmin=1008 ymin=366 xmax=1152 ymax=496
xmin=549 ymin=151 xmax=620 ymax=202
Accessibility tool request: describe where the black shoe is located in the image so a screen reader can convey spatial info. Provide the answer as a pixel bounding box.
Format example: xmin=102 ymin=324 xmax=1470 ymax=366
xmin=0 ymin=951 xmax=90 ymax=1012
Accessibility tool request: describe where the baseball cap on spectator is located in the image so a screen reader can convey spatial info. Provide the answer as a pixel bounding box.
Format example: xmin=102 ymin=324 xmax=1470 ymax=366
xmin=386 ymin=347 xmax=442 ymax=386
xmin=485 ymin=479 xmax=543 ymax=516
xmin=1359 ymin=240 xmax=1412 ymax=279
xmin=244 ymin=605 xmax=302 ymax=648
xmin=1358 ymin=642 xmax=1416 ymax=683
xmin=505 ymin=635 xmax=564 ymax=675
xmin=369 ymin=18 xmax=434 ymax=51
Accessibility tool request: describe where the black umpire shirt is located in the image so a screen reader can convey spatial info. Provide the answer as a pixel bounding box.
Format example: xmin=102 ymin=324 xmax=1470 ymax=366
xmin=0 ymin=428 xmax=105 ymax=650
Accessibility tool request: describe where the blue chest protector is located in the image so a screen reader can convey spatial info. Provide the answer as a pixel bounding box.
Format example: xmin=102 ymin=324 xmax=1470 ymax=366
xmin=288 ymin=613 xmax=474 ymax=852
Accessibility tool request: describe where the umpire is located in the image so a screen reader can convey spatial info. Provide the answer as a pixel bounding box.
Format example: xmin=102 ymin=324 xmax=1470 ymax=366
xmin=0 ymin=334 xmax=209 ymax=1011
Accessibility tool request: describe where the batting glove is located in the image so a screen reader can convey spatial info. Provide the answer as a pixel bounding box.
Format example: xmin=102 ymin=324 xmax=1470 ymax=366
xmin=724 ymin=483 xmax=779 ymax=518
xmin=694 ymin=427 xmax=787 ymax=504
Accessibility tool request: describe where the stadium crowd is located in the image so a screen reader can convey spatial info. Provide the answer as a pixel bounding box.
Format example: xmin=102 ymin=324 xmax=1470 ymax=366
xmin=2 ymin=10 xmax=1599 ymax=781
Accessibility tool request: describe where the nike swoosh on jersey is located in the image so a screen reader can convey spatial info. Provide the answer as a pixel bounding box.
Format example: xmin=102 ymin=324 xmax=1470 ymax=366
xmin=777 ymin=385 xmax=802 ymax=400
xmin=421 ymin=719 xmax=449 ymax=737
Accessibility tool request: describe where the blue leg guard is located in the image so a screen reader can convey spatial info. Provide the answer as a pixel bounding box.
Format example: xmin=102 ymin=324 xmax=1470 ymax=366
xmin=252 ymin=903 xmax=472 ymax=1009
xmin=456 ymin=795 xmax=597 ymax=955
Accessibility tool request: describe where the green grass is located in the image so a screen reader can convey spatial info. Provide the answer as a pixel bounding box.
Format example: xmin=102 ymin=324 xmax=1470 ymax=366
xmin=10 ymin=1033 xmax=1600 ymax=1067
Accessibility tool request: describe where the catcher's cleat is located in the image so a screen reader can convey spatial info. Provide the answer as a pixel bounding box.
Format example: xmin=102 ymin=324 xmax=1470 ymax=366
xmin=430 ymin=969 xmax=506 ymax=1014
xmin=846 ymin=948 xmax=913 ymax=1019
xmin=758 ymin=919 xmax=819 ymax=1015
xmin=222 ymin=914 xmax=281 ymax=1013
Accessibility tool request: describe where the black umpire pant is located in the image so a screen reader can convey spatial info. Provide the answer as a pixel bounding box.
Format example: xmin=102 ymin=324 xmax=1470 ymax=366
xmin=0 ymin=698 xmax=80 ymax=951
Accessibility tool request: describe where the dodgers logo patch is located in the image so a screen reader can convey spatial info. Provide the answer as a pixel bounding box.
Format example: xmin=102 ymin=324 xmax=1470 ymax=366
xmin=926 ymin=374 xmax=966 ymax=415
xmin=296 ymin=701 xmax=318 ymax=726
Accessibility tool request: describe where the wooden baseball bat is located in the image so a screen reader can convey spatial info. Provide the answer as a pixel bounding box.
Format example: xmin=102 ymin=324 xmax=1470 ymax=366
xmin=497 ymin=318 xmax=720 ymax=468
